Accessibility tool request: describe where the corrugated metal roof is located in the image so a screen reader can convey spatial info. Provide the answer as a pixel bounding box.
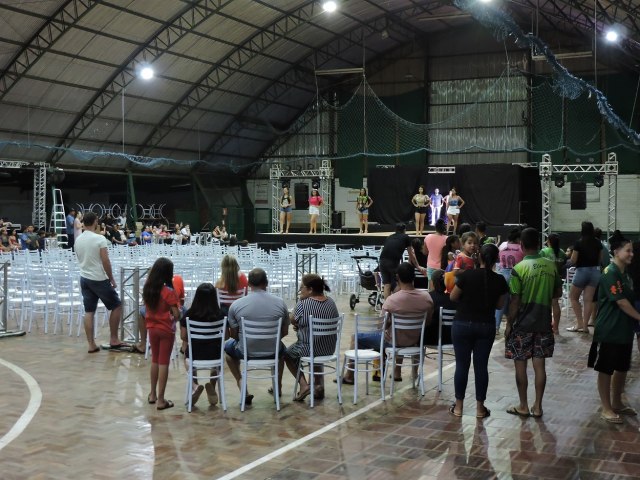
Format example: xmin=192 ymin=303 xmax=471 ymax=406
xmin=0 ymin=0 xmax=637 ymax=173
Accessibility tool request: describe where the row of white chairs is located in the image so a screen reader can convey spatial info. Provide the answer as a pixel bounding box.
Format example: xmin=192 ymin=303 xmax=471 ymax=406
xmin=182 ymin=307 xmax=454 ymax=412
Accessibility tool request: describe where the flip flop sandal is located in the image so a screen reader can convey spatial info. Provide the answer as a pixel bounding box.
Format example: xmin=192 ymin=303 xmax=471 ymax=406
xmin=157 ymin=400 xmax=174 ymax=410
xmin=614 ymin=406 xmax=637 ymax=416
xmin=293 ymin=388 xmax=311 ymax=402
xmin=506 ymin=406 xmax=530 ymax=418
xmin=88 ymin=347 xmax=100 ymax=353
xmin=147 ymin=394 xmax=156 ymax=404
xmin=191 ymin=385 xmax=204 ymax=406
xmin=476 ymin=407 xmax=491 ymax=419
xmin=449 ymin=404 xmax=462 ymax=417
xmin=565 ymin=326 xmax=584 ymax=333
xmin=530 ymin=408 xmax=543 ymax=418
xmin=600 ymin=414 xmax=623 ymax=424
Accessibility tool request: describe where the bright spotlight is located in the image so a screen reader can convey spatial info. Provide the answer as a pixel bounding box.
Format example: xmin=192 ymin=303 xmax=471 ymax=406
xmin=322 ymin=1 xmax=337 ymax=13
xmin=479 ymin=0 xmax=493 ymax=3
xmin=605 ymin=29 xmax=619 ymax=42
xmin=140 ymin=66 xmax=154 ymax=80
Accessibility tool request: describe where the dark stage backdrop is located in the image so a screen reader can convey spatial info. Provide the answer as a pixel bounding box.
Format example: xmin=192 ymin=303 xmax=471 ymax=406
xmin=367 ymin=165 xmax=540 ymax=228
xmin=368 ymin=166 xmax=429 ymax=225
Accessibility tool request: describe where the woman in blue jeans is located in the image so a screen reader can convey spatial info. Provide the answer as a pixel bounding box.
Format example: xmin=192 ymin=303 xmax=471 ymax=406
xmin=449 ymin=243 xmax=508 ymax=418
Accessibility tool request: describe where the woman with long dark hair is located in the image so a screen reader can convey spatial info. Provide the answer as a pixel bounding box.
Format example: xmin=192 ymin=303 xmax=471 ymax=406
xmin=540 ymin=233 xmax=567 ymax=333
xmin=356 ymin=188 xmax=373 ymax=234
xmin=308 ymin=188 xmax=324 ymax=234
xmin=445 ymin=187 xmax=465 ymax=235
xmin=567 ymin=221 xmax=605 ymax=333
xmin=588 ymin=231 xmax=640 ymax=423
xmin=143 ymin=257 xmax=181 ymax=410
xmin=411 ymin=185 xmax=430 ymax=235
xmin=279 ymin=185 xmax=293 ymax=234
xmin=180 ymin=283 xmax=225 ymax=406
xmin=449 ymin=244 xmax=508 ymax=418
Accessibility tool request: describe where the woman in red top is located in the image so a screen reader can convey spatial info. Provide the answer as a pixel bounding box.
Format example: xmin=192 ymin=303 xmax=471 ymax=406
xmin=143 ymin=257 xmax=181 ymax=410
xmin=308 ymin=188 xmax=323 ymax=234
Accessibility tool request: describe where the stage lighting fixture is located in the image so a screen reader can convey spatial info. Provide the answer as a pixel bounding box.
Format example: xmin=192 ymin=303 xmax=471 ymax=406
xmin=322 ymin=1 xmax=337 ymax=13
xmin=594 ymin=174 xmax=604 ymax=188
xmin=312 ymin=179 xmax=320 ymax=189
xmin=554 ymin=175 xmax=565 ymax=188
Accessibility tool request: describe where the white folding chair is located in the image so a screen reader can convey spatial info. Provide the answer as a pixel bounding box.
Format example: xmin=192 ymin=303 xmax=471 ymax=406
xmin=294 ymin=314 xmax=344 ymax=408
xmin=435 ymin=307 xmax=455 ymax=392
xmin=342 ymin=313 xmax=383 ymax=404
xmin=562 ymin=266 xmax=576 ymax=319
xmin=382 ymin=312 xmax=428 ymax=399
xmin=184 ymin=316 xmax=227 ymax=412
xmin=240 ymin=316 xmax=283 ymax=412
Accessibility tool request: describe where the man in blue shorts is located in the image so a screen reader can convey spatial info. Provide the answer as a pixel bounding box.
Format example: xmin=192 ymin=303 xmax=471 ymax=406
xmin=505 ymin=227 xmax=562 ymax=418
xmin=75 ymin=212 xmax=123 ymax=353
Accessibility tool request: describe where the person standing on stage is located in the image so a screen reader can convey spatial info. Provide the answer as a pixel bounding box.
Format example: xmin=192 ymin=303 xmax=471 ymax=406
xmin=356 ymin=188 xmax=373 ymax=234
xmin=308 ymin=188 xmax=323 ymax=234
xmin=379 ymin=223 xmax=425 ymax=300
xmin=279 ymin=185 xmax=294 ymax=234
xmin=430 ymin=188 xmax=444 ymax=226
xmin=411 ymin=185 xmax=430 ymax=236
xmin=445 ymin=187 xmax=465 ymax=235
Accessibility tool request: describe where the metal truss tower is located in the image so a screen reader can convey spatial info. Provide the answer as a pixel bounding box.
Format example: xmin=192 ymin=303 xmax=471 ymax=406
xmin=539 ymin=153 xmax=618 ymax=242
xmin=33 ymin=164 xmax=47 ymax=229
xmin=269 ymin=159 xmax=334 ymax=233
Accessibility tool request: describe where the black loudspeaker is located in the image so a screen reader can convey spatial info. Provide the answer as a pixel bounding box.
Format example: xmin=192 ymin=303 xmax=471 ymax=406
xmin=571 ymin=182 xmax=587 ymax=210
xmin=331 ymin=211 xmax=343 ymax=229
xmin=294 ymin=182 xmax=309 ymax=210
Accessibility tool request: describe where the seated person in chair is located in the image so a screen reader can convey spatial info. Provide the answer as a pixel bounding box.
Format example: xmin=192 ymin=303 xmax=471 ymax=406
xmin=284 ymin=274 xmax=340 ymax=402
xmin=423 ymin=269 xmax=456 ymax=346
xmin=342 ymin=262 xmax=433 ymax=383
xmin=224 ymin=268 xmax=290 ymax=405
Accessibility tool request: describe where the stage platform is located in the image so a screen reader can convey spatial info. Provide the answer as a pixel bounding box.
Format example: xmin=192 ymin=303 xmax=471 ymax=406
xmin=255 ymin=230 xmax=433 ymax=249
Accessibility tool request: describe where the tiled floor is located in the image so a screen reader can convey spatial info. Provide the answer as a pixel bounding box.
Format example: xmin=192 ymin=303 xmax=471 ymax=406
xmin=1 ymin=298 xmax=640 ymax=480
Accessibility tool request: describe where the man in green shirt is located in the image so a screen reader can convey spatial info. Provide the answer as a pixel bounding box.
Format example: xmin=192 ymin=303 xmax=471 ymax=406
xmin=505 ymin=228 xmax=562 ymax=418
xmin=587 ymin=233 xmax=640 ymax=423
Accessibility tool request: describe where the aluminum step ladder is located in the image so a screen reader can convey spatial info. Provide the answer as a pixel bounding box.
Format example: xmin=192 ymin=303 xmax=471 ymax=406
xmin=49 ymin=188 xmax=67 ymax=248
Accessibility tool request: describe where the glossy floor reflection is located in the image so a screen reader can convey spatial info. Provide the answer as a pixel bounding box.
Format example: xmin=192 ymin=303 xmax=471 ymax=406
xmin=1 ymin=297 xmax=639 ymax=479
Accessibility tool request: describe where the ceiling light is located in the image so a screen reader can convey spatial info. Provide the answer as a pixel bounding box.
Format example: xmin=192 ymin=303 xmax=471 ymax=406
xmin=478 ymin=0 xmax=493 ymax=3
xmin=605 ymin=29 xmax=619 ymax=42
xmin=322 ymin=1 xmax=337 ymax=13
xmin=140 ymin=66 xmax=154 ymax=80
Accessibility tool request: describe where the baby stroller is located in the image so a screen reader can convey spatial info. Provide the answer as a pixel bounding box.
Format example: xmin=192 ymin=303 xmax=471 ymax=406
xmin=349 ymin=255 xmax=384 ymax=311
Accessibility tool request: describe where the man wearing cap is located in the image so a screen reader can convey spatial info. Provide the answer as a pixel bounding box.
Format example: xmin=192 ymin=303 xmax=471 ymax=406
xmin=379 ymin=223 xmax=425 ymax=299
